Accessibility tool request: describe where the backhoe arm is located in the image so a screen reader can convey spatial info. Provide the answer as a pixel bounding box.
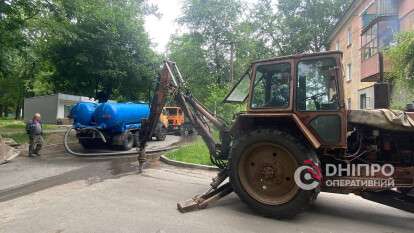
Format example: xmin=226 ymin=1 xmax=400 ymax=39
xmin=137 ymin=60 xmax=233 ymax=212
xmin=138 ymin=61 xmax=229 ymax=169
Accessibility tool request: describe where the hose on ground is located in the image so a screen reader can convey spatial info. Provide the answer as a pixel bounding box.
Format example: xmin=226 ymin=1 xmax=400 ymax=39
xmin=64 ymin=127 xmax=177 ymax=157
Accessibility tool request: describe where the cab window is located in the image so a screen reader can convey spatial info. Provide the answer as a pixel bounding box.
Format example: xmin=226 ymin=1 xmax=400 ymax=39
xmin=224 ymin=70 xmax=250 ymax=103
xmin=251 ymin=63 xmax=291 ymax=109
xmin=296 ymin=58 xmax=339 ymax=111
xmin=166 ymin=108 xmax=178 ymax=115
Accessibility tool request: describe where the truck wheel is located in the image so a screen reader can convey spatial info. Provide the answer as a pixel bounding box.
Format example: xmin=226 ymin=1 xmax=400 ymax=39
xmin=179 ymin=127 xmax=189 ymax=136
xmin=156 ymin=128 xmax=167 ymax=141
xmin=229 ymin=129 xmax=319 ymax=219
xmin=79 ymin=139 xmax=95 ymax=150
xmin=133 ymin=133 xmax=140 ymax=147
xmin=79 ymin=139 xmax=103 ymax=150
xmin=120 ymin=132 xmax=134 ymax=151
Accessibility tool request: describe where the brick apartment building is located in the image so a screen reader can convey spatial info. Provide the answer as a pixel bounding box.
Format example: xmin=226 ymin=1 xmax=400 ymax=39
xmin=328 ymin=0 xmax=414 ymax=109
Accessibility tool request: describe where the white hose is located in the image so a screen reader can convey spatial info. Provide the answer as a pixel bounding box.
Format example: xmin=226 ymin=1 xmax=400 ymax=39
xmin=63 ymin=127 xmax=177 ymax=157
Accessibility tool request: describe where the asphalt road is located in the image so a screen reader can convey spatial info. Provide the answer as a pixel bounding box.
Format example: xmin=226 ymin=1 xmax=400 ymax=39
xmin=0 ymin=135 xmax=182 ymax=193
xmin=0 ymin=136 xmax=413 ymax=233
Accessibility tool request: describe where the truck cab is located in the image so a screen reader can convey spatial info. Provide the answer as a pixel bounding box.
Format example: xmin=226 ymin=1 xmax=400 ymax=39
xmin=163 ymin=107 xmax=187 ymax=134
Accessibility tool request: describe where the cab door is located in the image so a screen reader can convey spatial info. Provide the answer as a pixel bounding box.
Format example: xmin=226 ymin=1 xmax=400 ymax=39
xmin=293 ymin=54 xmax=347 ymax=148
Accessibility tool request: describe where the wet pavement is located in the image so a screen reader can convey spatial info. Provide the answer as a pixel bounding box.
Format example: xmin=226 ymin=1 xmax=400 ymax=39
xmin=0 ymin=134 xmax=413 ymax=233
xmin=1 ymin=162 xmax=413 ymax=233
xmin=0 ymin=135 xmax=182 ymax=202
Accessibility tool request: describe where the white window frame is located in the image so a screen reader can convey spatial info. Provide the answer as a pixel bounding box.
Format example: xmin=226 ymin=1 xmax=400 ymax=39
xmin=335 ymin=40 xmax=340 ymax=51
xmin=346 ymin=63 xmax=352 ymax=82
xmin=347 ymin=27 xmax=353 ymax=47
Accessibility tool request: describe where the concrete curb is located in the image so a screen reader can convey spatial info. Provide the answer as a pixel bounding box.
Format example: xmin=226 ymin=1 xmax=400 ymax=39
xmin=159 ymin=154 xmax=219 ymax=171
xmin=0 ymin=151 xmax=21 ymax=165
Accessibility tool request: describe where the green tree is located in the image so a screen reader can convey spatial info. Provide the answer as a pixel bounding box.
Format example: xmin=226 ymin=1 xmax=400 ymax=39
xmin=0 ymin=0 xmax=52 ymax=118
xmin=168 ymin=33 xmax=210 ymax=100
xmin=386 ymin=32 xmax=414 ymax=109
xmin=179 ymin=0 xmax=242 ymax=84
xmin=0 ymin=0 xmax=159 ymax=119
xmin=43 ymin=0 xmax=158 ymax=101
xmin=251 ymin=0 xmax=352 ymax=55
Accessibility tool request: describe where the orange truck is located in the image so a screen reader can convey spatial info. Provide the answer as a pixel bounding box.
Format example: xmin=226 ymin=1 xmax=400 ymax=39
xmin=162 ymin=107 xmax=192 ymax=135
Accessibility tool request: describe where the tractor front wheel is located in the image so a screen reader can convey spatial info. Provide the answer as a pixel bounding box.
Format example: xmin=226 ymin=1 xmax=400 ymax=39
xmin=229 ymin=129 xmax=319 ymax=219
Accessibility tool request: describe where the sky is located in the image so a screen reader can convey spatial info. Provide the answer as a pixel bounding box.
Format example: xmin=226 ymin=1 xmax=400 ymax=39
xmin=144 ymin=0 xmax=258 ymax=53
xmin=144 ymin=0 xmax=184 ymax=54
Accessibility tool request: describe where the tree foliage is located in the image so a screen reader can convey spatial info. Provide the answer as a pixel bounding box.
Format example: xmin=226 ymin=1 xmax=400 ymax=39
xmin=386 ymin=32 xmax=414 ymax=108
xmin=168 ymin=0 xmax=351 ymax=121
xmin=179 ymin=0 xmax=243 ymax=84
xmin=0 ymin=0 xmax=157 ymax=118
xmin=1 ymin=0 xmax=352 ymax=120
xmin=44 ymin=0 xmax=158 ymax=101
xmin=251 ymin=0 xmax=352 ymax=55
xmin=0 ymin=0 xmax=51 ymax=117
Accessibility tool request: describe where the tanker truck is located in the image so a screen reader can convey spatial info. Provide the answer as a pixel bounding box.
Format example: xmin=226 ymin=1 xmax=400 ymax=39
xmin=70 ymin=102 xmax=167 ymax=151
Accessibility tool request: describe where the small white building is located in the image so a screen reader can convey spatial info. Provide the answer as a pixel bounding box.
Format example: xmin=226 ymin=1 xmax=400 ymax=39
xmin=24 ymin=93 xmax=95 ymax=124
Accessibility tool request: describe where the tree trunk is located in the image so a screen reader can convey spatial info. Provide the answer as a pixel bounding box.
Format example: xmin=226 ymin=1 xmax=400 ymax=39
xmin=0 ymin=105 xmax=3 ymax=118
xmin=4 ymin=106 xmax=9 ymax=118
xmin=14 ymin=104 xmax=21 ymax=120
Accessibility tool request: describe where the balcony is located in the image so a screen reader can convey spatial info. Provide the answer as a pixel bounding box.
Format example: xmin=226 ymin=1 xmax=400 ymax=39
xmin=360 ymin=10 xmax=398 ymax=82
xmin=361 ymin=0 xmax=399 ymax=28
xmin=361 ymin=53 xmax=392 ymax=82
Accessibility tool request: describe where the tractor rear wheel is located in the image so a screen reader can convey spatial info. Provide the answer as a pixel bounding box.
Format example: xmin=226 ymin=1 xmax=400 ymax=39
xmin=229 ymin=129 xmax=319 ymax=219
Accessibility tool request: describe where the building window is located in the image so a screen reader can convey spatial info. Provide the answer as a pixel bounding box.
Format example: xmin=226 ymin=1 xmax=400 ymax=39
xmin=361 ymin=23 xmax=378 ymax=60
xmin=361 ymin=0 xmax=399 ymax=28
xmin=346 ymin=63 xmax=352 ymax=81
xmin=347 ymin=27 xmax=352 ymax=46
xmin=335 ymin=40 xmax=340 ymax=51
xmin=347 ymin=98 xmax=352 ymax=109
xmin=360 ymin=94 xmax=367 ymax=109
xmin=361 ymin=19 xmax=399 ymax=60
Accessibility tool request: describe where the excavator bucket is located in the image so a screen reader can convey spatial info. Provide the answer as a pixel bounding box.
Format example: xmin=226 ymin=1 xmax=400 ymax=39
xmin=177 ymin=170 xmax=233 ymax=213
xmin=177 ymin=183 xmax=233 ymax=213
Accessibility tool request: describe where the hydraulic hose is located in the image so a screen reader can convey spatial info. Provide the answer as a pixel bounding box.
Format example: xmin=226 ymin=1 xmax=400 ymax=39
xmin=64 ymin=127 xmax=177 ymax=157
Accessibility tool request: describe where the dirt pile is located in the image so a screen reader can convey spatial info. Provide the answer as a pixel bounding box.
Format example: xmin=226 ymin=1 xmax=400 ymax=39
xmin=0 ymin=134 xmax=21 ymax=164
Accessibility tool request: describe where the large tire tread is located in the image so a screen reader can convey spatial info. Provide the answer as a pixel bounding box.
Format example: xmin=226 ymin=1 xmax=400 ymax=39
xmin=229 ymin=128 xmax=319 ymax=219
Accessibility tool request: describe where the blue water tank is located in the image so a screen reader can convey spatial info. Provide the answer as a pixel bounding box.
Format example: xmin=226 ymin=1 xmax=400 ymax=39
xmin=94 ymin=102 xmax=150 ymax=133
xmin=70 ymin=102 xmax=98 ymax=127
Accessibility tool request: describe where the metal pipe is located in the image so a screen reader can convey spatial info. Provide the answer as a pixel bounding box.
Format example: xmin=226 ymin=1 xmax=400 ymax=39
xmin=186 ymin=96 xmax=226 ymax=130
xmin=77 ymin=127 xmax=107 ymax=143
xmin=175 ymin=94 xmax=217 ymax=155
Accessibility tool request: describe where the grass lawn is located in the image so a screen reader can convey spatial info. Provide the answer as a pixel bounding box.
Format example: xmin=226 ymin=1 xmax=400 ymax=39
xmin=5 ymin=132 xmax=29 ymax=144
xmin=0 ymin=118 xmax=60 ymax=144
xmin=0 ymin=119 xmax=26 ymax=129
xmin=3 ymin=132 xmax=56 ymax=144
xmin=0 ymin=118 xmax=59 ymax=132
xmin=166 ymin=136 xmax=213 ymax=166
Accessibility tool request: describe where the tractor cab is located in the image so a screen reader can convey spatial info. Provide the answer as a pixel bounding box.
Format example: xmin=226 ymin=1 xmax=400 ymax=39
xmin=225 ymin=51 xmax=347 ymax=149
